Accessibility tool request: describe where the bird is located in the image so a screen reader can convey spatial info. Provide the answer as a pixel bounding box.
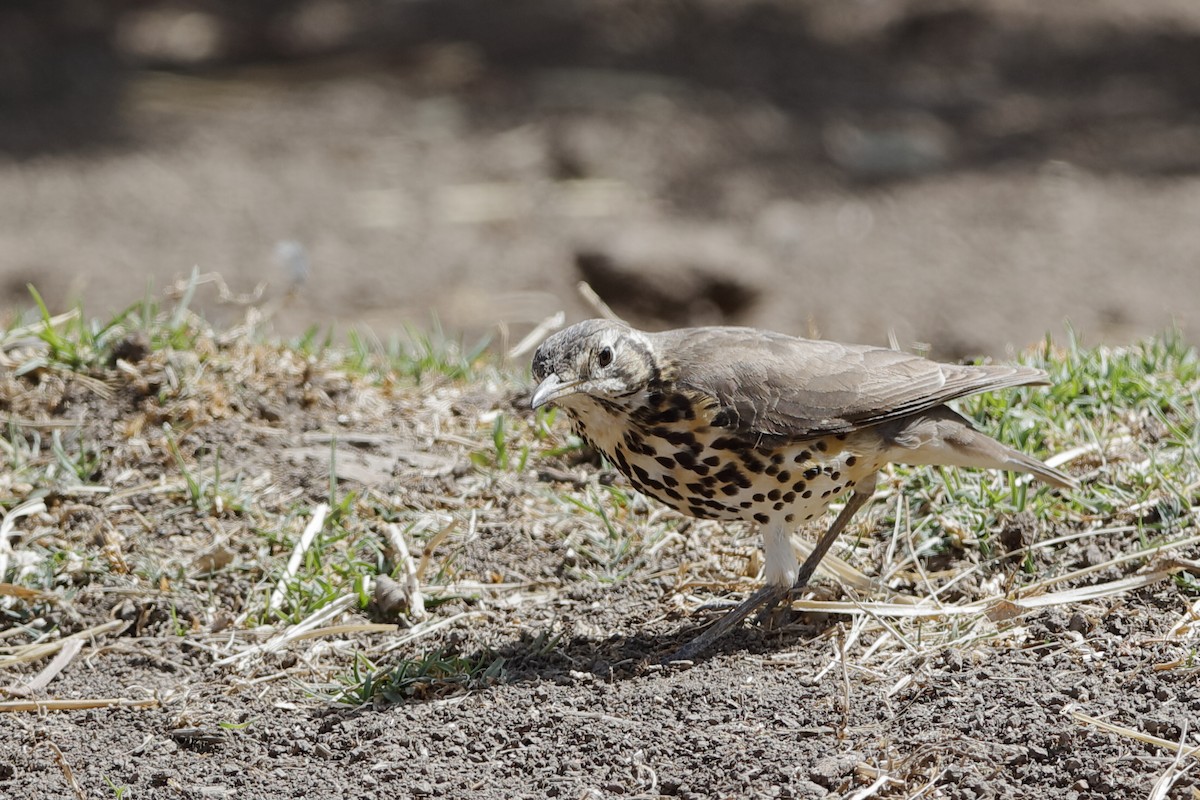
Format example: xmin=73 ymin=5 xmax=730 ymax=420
xmin=530 ymin=319 xmax=1077 ymax=662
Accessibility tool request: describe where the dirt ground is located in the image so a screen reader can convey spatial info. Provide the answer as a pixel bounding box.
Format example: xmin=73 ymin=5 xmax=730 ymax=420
xmin=0 ymin=313 xmax=1197 ymax=799
xmin=3 ymin=2 xmax=1200 ymax=799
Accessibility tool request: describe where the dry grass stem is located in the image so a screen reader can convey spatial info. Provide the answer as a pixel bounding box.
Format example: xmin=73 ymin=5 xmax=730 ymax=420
xmin=383 ymin=523 xmax=426 ymax=620
xmin=507 ymin=311 xmax=566 ymax=360
xmin=1147 ymin=723 xmax=1196 ymax=800
xmin=847 ymin=772 xmax=900 ymax=799
xmin=39 ymin=739 xmax=86 ymax=800
xmin=1044 ymin=435 xmax=1133 ymax=470
xmin=217 ymin=592 xmax=357 ymax=668
xmin=0 ymin=498 xmax=47 ymax=589
xmin=0 ymin=621 xmax=126 ymax=669
xmin=267 ymin=503 xmax=329 ymax=614
xmin=0 ymin=582 xmax=44 ymax=600
xmin=576 ymin=280 xmax=623 ymax=322
xmin=1017 ymin=534 xmax=1200 ymax=597
xmin=0 ymin=697 xmax=160 ymax=713
xmin=1070 ymin=709 xmax=1200 ymax=762
xmin=288 ymin=623 xmax=399 ymax=642
xmin=380 ymin=611 xmax=488 ymax=654
xmin=6 ymin=639 xmax=82 ymax=695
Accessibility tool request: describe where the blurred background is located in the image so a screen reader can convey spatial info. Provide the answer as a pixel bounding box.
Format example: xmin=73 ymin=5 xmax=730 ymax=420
xmin=3 ymin=0 xmax=1200 ymax=358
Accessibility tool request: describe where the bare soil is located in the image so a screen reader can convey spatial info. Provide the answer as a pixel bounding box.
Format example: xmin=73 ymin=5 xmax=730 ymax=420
xmin=1 ymin=317 xmax=1198 ymax=800
xmin=3 ymin=3 xmax=1200 ymax=799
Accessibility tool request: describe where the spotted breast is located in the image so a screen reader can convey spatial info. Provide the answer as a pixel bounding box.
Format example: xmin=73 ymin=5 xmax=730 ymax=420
xmin=562 ymin=386 xmax=883 ymax=528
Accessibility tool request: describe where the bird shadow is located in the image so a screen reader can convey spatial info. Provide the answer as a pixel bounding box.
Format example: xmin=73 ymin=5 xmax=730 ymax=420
xmin=316 ymin=605 xmax=837 ymax=722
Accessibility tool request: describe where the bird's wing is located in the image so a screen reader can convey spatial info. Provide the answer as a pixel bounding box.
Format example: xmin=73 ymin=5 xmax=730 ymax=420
xmin=656 ymin=327 xmax=1049 ymax=442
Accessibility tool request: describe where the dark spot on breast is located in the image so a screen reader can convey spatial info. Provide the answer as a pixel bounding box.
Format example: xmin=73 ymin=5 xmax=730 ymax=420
xmin=814 ymin=440 xmax=828 ymax=452
xmin=710 ymin=436 xmax=739 ymax=450
xmin=835 ymin=433 xmax=847 ymax=441
xmin=765 ymin=464 xmax=779 ymax=476
xmin=831 ymin=471 xmax=841 ymax=481
xmin=702 ymin=498 xmax=726 ymax=511
xmin=741 ymin=454 xmax=766 ymax=473
xmin=710 ymin=409 xmax=735 ymax=429
xmin=804 ymin=467 xmax=821 ymax=480
xmin=740 ymin=500 xmax=754 ymax=509
xmin=674 ymin=451 xmax=697 ymax=469
xmin=647 ymin=392 xmax=664 ymax=407
xmin=624 ymin=434 xmax=657 ymax=457
xmin=596 ymin=398 xmax=624 ymax=415
xmin=655 ymin=428 xmax=697 ymax=447
xmin=654 ymin=408 xmax=682 ymax=424
xmin=631 ymin=464 xmax=653 ymax=486
xmin=612 ymin=449 xmax=631 ymax=472
xmin=768 ymin=489 xmax=781 ymax=501
xmin=753 ymin=513 xmax=770 ymax=524
xmin=753 ymin=493 xmax=765 ymax=503
xmin=662 ymin=474 xmax=679 ymax=488
xmin=665 ymin=487 xmax=684 ymax=501
xmin=792 ymin=480 xmax=807 ymax=492
xmin=785 ymin=513 xmax=795 ymax=522
xmin=793 ymin=450 xmax=811 ymax=464
xmin=702 ymin=455 xmax=721 ymax=467
xmin=689 ymin=505 xmax=708 ymax=518
xmin=773 ymin=501 xmax=785 ymax=511
xmin=655 ymin=456 xmax=675 ymax=470
xmin=686 ymin=482 xmax=704 ymax=494
xmin=720 ymin=484 xmax=740 ymax=496
xmin=802 ymin=490 xmax=812 ymax=499
xmin=783 ymin=492 xmax=795 ymax=503
xmin=833 ymin=485 xmax=843 ymax=494
xmin=670 ymin=394 xmax=696 ymax=420
xmin=715 ymin=464 xmax=751 ymax=488
xmin=821 ymin=489 xmax=832 ymax=498
xmin=776 ymin=470 xmax=790 ymax=483
xmin=846 ymin=456 xmax=858 ymax=466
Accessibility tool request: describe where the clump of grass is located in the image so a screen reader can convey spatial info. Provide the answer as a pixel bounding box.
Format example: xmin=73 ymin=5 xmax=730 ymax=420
xmin=469 ymin=414 xmax=532 ymax=472
xmin=338 ymin=322 xmax=491 ymax=383
xmin=338 ymin=647 xmax=506 ymax=706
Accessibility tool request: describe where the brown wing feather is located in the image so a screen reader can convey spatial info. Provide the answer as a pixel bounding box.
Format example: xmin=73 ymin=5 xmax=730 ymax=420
xmin=653 ymin=327 xmax=1049 ymax=442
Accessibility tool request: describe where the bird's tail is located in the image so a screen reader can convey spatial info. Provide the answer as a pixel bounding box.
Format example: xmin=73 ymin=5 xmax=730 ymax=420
xmin=879 ymin=407 xmax=1078 ymax=491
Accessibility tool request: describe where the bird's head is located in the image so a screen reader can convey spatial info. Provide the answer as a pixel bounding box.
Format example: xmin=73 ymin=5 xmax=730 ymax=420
xmin=530 ymin=319 xmax=656 ymax=410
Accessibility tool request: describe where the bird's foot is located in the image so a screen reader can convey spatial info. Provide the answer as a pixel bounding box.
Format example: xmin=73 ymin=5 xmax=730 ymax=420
xmin=661 ymin=585 xmax=788 ymax=665
xmin=753 ymin=598 xmax=795 ymax=630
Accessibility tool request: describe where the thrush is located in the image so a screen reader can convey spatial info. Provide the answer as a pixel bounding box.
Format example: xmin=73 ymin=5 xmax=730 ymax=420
xmin=530 ymin=319 xmax=1077 ymax=662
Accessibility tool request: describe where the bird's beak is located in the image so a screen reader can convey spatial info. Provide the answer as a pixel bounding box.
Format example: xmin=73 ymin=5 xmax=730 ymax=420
xmin=531 ymin=373 xmax=584 ymax=409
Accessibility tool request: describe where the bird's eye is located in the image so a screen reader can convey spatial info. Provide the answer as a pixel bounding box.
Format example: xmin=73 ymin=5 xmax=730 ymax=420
xmin=597 ymin=346 xmax=614 ymax=368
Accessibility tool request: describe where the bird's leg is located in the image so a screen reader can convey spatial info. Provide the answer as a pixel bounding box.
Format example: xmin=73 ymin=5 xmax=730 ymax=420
xmin=789 ymin=483 xmax=874 ymax=596
xmin=663 ymin=478 xmax=877 ymax=664
xmin=662 ymin=584 xmax=788 ymax=664
xmin=752 ymin=484 xmax=875 ymax=625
